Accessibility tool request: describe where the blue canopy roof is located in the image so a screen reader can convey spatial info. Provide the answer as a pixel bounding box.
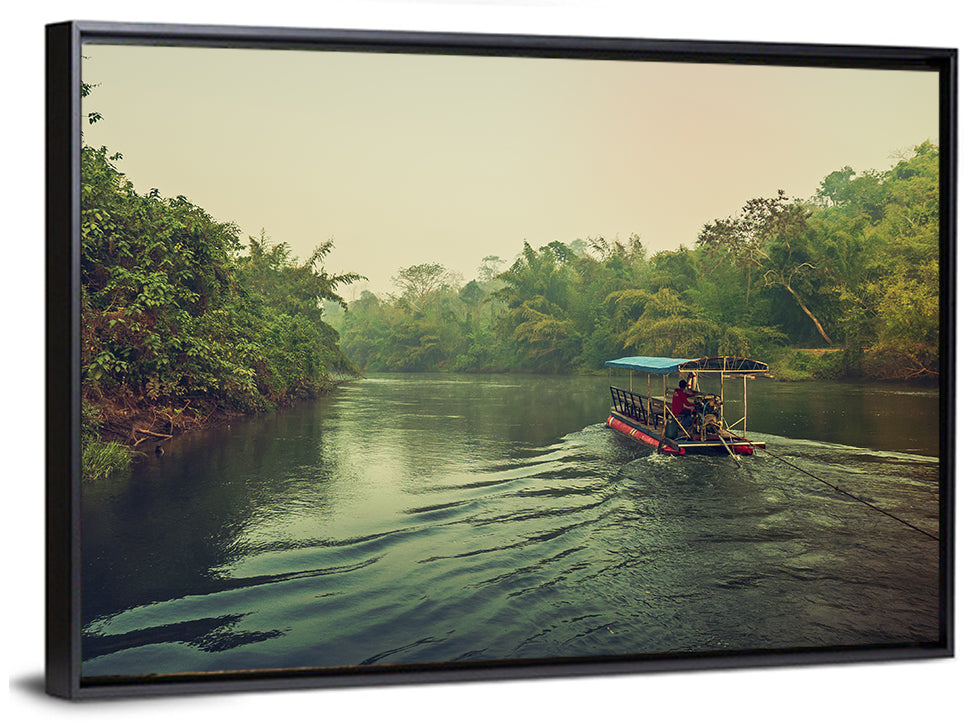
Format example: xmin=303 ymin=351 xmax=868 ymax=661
xmin=605 ymin=356 xmax=769 ymax=374
xmin=604 ymin=356 xmax=696 ymax=374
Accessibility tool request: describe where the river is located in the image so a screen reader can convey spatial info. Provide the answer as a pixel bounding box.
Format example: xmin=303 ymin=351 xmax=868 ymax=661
xmin=81 ymin=373 xmax=943 ymax=678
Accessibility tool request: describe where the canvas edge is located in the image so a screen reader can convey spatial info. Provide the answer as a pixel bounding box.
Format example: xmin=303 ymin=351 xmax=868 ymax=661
xmin=45 ymin=20 xmax=83 ymax=700
xmin=71 ymin=18 xmax=955 ymax=67
xmin=936 ymin=42 xmax=957 ymax=663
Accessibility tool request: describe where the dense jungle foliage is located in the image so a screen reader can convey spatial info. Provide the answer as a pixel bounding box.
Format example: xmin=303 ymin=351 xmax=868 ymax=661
xmin=81 ymin=144 xmax=362 ymax=478
xmin=336 ymin=141 xmax=941 ymax=382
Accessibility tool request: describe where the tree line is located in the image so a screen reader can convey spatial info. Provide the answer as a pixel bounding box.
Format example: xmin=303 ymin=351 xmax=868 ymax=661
xmin=336 ymin=141 xmax=940 ymax=382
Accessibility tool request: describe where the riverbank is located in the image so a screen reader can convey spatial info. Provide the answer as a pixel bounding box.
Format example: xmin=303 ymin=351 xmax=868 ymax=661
xmin=82 ymin=394 xmax=249 ymax=481
xmin=767 ymin=347 xmax=940 ymax=383
xmin=81 ymin=374 xmax=358 ymax=481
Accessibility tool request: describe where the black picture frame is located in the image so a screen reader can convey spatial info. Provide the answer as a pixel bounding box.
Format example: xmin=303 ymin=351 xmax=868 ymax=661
xmin=46 ymin=19 xmax=956 ymax=699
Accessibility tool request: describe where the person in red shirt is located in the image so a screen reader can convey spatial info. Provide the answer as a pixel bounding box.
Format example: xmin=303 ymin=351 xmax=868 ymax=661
xmin=671 ymin=379 xmax=696 ymax=430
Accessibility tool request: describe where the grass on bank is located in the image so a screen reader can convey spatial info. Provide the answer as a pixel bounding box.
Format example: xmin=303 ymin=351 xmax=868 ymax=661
xmin=82 ymin=439 xmax=134 ymax=481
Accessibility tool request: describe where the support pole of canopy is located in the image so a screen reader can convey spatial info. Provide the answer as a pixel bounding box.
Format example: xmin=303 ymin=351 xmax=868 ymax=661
xmin=722 ymin=358 xmax=727 ymax=424
xmin=743 ymin=374 xmax=748 ymax=436
xmin=721 ymin=357 xmax=727 ymax=426
xmin=662 ymin=375 xmax=667 ymax=426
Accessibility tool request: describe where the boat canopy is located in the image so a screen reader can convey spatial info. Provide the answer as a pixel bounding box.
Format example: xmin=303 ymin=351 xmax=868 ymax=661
xmin=605 ymin=356 xmax=696 ymax=374
xmin=605 ymin=356 xmax=769 ymax=375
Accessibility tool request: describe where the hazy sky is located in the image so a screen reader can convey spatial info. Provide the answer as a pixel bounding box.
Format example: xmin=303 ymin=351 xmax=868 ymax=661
xmin=81 ymin=43 xmax=939 ymax=297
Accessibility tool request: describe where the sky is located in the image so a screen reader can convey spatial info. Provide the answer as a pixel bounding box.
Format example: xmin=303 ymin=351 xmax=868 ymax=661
xmin=81 ymin=42 xmax=939 ymax=298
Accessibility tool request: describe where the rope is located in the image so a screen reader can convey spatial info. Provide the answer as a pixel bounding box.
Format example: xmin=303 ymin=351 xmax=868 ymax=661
xmin=757 ymin=446 xmax=940 ymax=542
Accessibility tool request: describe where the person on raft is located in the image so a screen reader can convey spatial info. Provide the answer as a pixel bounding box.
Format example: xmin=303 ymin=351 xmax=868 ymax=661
xmin=671 ymin=379 xmax=697 ymax=431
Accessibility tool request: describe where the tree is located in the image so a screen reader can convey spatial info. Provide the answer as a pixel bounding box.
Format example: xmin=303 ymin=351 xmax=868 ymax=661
xmin=609 ymin=287 xmax=719 ymax=357
xmin=815 ymin=166 xmax=855 ymax=207
xmin=697 ymin=190 xmax=833 ymax=345
xmin=494 ymin=242 xmax=581 ymax=371
xmin=237 ymin=233 xmax=363 ymax=390
xmin=477 ymin=255 xmax=506 ymax=282
xmin=458 ymin=280 xmax=487 ymax=325
xmin=587 ymin=234 xmax=649 ymax=288
xmin=649 ymin=246 xmax=697 ymax=296
xmin=510 ymin=297 xmax=579 ymax=371
xmin=241 ymin=232 xmax=363 ymax=316
xmin=392 ymin=262 xmax=459 ymax=314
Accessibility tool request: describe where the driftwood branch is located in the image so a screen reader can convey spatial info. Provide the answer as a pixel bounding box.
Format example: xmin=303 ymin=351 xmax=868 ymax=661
xmin=135 ymin=428 xmax=173 ymax=439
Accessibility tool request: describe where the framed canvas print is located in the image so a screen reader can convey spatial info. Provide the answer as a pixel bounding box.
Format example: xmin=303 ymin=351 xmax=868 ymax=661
xmin=46 ymin=20 xmax=955 ymax=698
